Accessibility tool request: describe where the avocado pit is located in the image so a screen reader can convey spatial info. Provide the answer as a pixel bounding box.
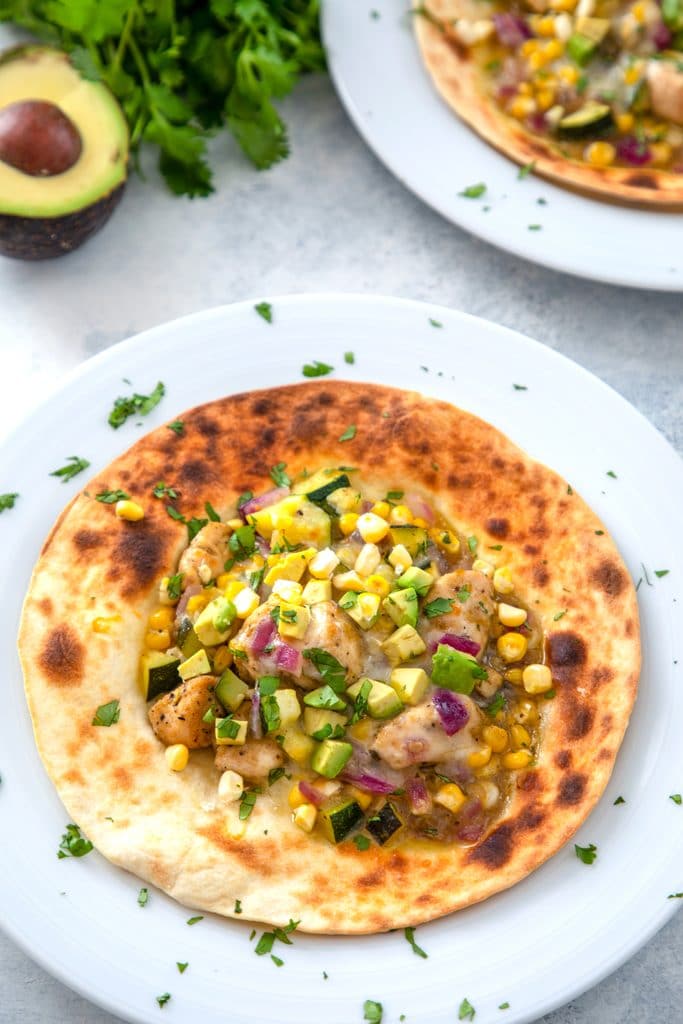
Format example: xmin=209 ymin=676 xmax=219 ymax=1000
xmin=0 ymin=99 xmax=82 ymax=176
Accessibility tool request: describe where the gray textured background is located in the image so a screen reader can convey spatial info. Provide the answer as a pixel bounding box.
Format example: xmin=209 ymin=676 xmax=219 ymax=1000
xmin=0 ymin=72 xmax=681 ymax=1023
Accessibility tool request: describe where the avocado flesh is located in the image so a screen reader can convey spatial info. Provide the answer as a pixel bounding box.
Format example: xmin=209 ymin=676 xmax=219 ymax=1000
xmin=0 ymin=46 xmax=128 ymax=258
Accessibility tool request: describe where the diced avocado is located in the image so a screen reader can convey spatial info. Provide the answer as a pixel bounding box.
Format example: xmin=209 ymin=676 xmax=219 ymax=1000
xmin=178 ymin=648 xmax=212 ymax=680
xmin=274 ymin=689 xmax=301 ymax=728
xmin=215 ymin=668 xmax=250 ymax=712
xmin=367 ymin=802 xmax=403 ymax=845
xmin=311 ymin=739 xmax=353 ymax=779
xmin=193 ymin=596 xmax=236 ymax=646
xmin=389 ymin=667 xmax=430 ymax=706
xmin=321 ymin=799 xmax=364 ymax=843
xmin=575 ymin=15 xmax=609 ymax=43
xmin=381 ymin=625 xmax=427 ymax=665
xmin=295 ymin=469 xmax=351 ymax=504
xmin=276 ymin=601 xmax=311 ymax=640
xmin=302 ymin=579 xmax=332 ymax=604
xmin=347 ymin=678 xmax=403 ymax=719
xmin=431 ymin=643 xmax=486 ymax=695
xmin=397 ymin=565 xmax=433 ymax=598
xmin=251 ymin=494 xmax=331 ymax=548
xmin=303 ymin=707 xmax=348 ymax=739
xmin=281 ymin=726 xmax=315 ymax=764
xmin=382 ymin=587 xmax=418 ymax=628
xmin=139 ymin=651 xmax=181 ymax=701
xmin=214 ymin=716 xmax=247 ymax=746
xmin=558 ymin=102 xmax=613 ymax=138
xmin=344 ymin=592 xmax=381 ymax=631
xmin=303 ymin=686 xmax=347 ymax=711
xmin=566 ymin=32 xmax=598 ymax=65
xmin=389 ymin=525 xmax=428 ymax=558
xmin=326 ymin=486 xmax=362 ymax=515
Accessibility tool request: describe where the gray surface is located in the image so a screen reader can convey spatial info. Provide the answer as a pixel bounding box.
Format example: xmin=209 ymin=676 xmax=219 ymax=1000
xmin=0 ymin=72 xmax=681 ymax=1024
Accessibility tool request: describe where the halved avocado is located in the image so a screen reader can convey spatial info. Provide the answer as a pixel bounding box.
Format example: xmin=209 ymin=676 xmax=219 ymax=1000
xmin=0 ymin=46 xmax=129 ymax=260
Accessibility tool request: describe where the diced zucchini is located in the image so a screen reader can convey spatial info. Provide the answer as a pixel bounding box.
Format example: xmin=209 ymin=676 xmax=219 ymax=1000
xmin=389 ymin=667 xmax=430 ymax=705
xmin=311 ymin=739 xmax=353 ymax=778
xmin=178 ymin=648 xmax=211 ymax=680
xmin=382 ymin=587 xmax=418 ymax=628
xmin=303 ymin=707 xmax=348 ymax=739
xmin=215 ymin=669 xmax=250 ymax=712
xmin=558 ymin=102 xmax=612 ymax=137
xmin=139 ymin=651 xmax=181 ymax=701
xmin=294 ymin=469 xmax=351 ymax=503
xmin=193 ymin=596 xmax=236 ymax=646
xmin=321 ymin=799 xmax=364 ymax=844
xmin=215 ymin=716 xmax=248 ymax=746
xmin=249 ymin=494 xmax=331 ymax=548
xmin=274 ymin=689 xmax=301 ymax=728
xmin=347 ymin=678 xmax=403 ymax=719
xmin=381 ymin=625 xmax=427 ymax=665
xmin=326 ymin=486 xmax=362 ymax=514
xmin=177 ymin=618 xmax=202 ymax=659
xmin=389 ymin=525 xmax=428 ymax=557
xmin=367 ymin=802 xmax=403 ymax=845
xmin=302 ymin=579 xmax=332 ymax=604
xmin=397 ymin=566 xmax=433 ymax=597
xmin=281 ymin=726 xmax=315 ymax=764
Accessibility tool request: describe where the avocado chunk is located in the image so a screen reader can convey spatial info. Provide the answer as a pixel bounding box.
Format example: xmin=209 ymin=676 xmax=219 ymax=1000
xmin=389 ymin=667 xmax=430 ymax=706
xmin=214 ymin=716 xmax=248 ymax=746
xmin=215 ymin=669 xmax=249 ymax=712
xmin=321 ymin=799 xmax=364 ymax=843
xmin=381 ymin=625 xmax=427 ymax=665
xmin=0 ymin=46 xmax=128 ymax=260
xmin=382 ymin=587 xmax=418 ymax=628
xmin=558 ymin=102 xmax=613 ymax=138
xmin=367 ymin=802 xmax=403 ymax=845
xmin=303 ymin=707 xmax=347 ymax=740
xmin=193 ymin=596 xmax=236 ymax=646
xmin=566 ymin=32 xmax=599 ymax=65
xmin=303 ymin=686 xmax=347 ymax=712
xmin=397 ymin=565 xmax=434 ymax=598
xmin=389 ymin=525 xmax=429 ymax=557
xmin=431 ymin=644 xmax=487 ymax=695
xmin=311 ymin=738 xmax=353 ymax=778
xmin=139 ymin=651 xmax=181 ymax=701
xmin=347 ymin=678 xmax=403 ymax=719
xmin=178 ymin=648 xmax=212 ymax=681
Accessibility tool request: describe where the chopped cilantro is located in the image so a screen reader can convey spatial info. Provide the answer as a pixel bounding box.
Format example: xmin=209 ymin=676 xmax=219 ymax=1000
xmin=351 ymin=678 xmax=372 ymax=723
xmin=486 ymin=692 xmax=506 ymax=717
xmin=488 ymin=544 xmax=503 ymax=551
xmin=167 ymin=420 xmax=184 ymax=436
xmin=166 ymin=505 xmax=184 ymax=522
xmin=553 ymin=610 xmax=567 ymax=621
xmin=386 ymin=490 xmax=404 ymax=502
xmin=513 ymin=383 xmax=528 ymax=391
xmin=229 ymin=524 xmax=257 ymax=560
xmin=424 ymin=597 xmax=454 ymax=618
xmin=499 ymin=1003 xmax=510 ymax=1010
xmin=456 ymin=585 xmax=471 ymax=603
xmin=567 ymin=484 xmax=573 ymax=495
xmin=0 ymin=492 xmax=18 ymax=512
xmin=166 ymin=573 xmax=184 ymax=600
xmin=404 ymin=926 xmax=428 ymax=958
xmin=575 ymin=842 xmax=597 ymax=864
xmin=528 ymin=224 xmax=542 ymax=231
xmin=108 ymin=382 xmax=165 ymax=428
xmin=364 ymin=1000 xmax=383 ymax=1023
xmin=670 ymin=794 xmax=682 ymax=805
xmin=459 ymin=182 xmax=486 ymax=198
xmin=96 ymin=489 xmax=129 ymax=504
xmin=254 ymin=301 xmax=273 ymax=323
xmin=303 ymin=648 xmax=346 ymax=693
xmin=186 ymin=516 xmax=208 ymax=542
xmin=459 ymin=998 xmax=476 ymax=1021
xmin=176 ymin=962 xmax=188 ymax=974
xmin=271 ymin=954 xmax=284 ymax=966
xmin=518 ymin=161 xmax=535 ymax=179
xmin=613 ymin=796 xmax=625 ymax=805
xmin=270 ymin=461 xmax=291 ymax=487
xmin=137 ymin=887 xmax=149 ymax=907
xmin=668 ymin=893 xmax=683 ymax=899
xmin=302 ymin=360 xmax=334 ymax=377
xmin=92 ymin=699 xmax=121 ymax=727
xmin=467 ymin=535 xmax=478 ymax=554
xmin=156 ymin=993 xmax=171 ymax=1009
xmin=153 ymin=481 xmax=178 ymax=499
xmin=354 ymin=834 xmax=371 ymax=851
xmin=234 ymin=899 xmax=242 ymax=913
xmin=186 ymin=915 xmax=203 ymax=925
xmin=237 ymin=489 xmax=253 ymax=508
xmin=429 ymin=318 xmax=443 ymax=328
xmin=50 ymin=456 xmax=90 ymax=483
xmin=607 ymin=470 xmax=618 ymax=479
xmin=255 ymin=919 xmax=299 ymax=957
xmin=57 ymin=823 xmax=93 ymax=859
xmin=205 ymin=500 xmax=220 ymax=522
xmin=239 ymin=789 xmax=258 ymax=820
xmin=655 ymin=569 xmax=670 ymax=578
xmin=339 ymin=424 xmax=357 ymax=442
xmin=344 ymin=351 xmax=355 ymax=364
xmin=595 ymin=530 xmax=604 ymax=536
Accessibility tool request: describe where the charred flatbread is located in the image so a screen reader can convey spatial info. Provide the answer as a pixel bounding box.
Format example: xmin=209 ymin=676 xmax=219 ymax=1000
xmin=19 ymin=382 xmax=640 ymax=933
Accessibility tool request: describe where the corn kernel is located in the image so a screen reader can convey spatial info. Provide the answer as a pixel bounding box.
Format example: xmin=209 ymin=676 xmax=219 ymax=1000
xmin=355 ymin=543 xmax=382 ymax=576
xmin=158 ymin=577 xmax=178 ymax=605
xmin=302 ymin=579 xmax=332 ymax=604
xmin=544 ymin=38 xmax=564 ymax=59
xmin=277 ymin=602 xmax=310 ymax=640
xmin=522 ymin=663 xmax=553 ymax=694
xmin=293 ymin=803 xmax=317 ymax=833
xmin=357 ymin=512 xmax=391 ymax=543
xmin=288 ymin=783 xmax=308 ymax=809
xmin=585 ymin=141 xmax=616 ymax=167
xmin=559 ymin=64 xmax=580 ymax=84
xmin=92 ymin=615 xmax=121 ymax=634
xmin=520 ymin=38 xmax=539 ymax=57
xmin=497 ymin=632 xmax=528 ymax=662
xmin=498 ymin=602 xmax=528 ymax=628
xmin=468 ymin=744 xmax=493 ymax=768
xmin=493 ymin=566 xmax=514 ymax=595
xmin=308 ymin=547 xmax=341 ymax=579
xmin=632 ymin=1 xmax=646 ymax=22
xmin=624 ymin=64 xmax=641 ymax=85
xmin=616 ymin=111 xmax=635 ymax=132
xmin=511 ymin=724 xmax=532 ymax=748
xmin=165 ymin=743 xmax=189 ymax=771
xmin=472 ymin=558 xmax=494 ymax=577
xmin=512 ymin=699 xmax=539 ymax=725
xmin=413 ymin=517 xmax=429 ymax=529
xmin=226 ymin=518 xmax=242 ymax=530
xmin=224 ymin=580 xmax=246 ymax=601
xmin=527 ymin=50 xmax=546 ymax=70
xmin=216 ymin=573 xmax=233 ymax=590
xmin=506 ymin=668 xmax=524 ymax=684
xmin=388 ymin=544 xmax=413 ymax=574
xmin=218 ymin=769 xmax=243 ymax=801
xmin=435 ymin=783 xmax=467 ymax=815
xmin=347 ymin=786 xmax=373 ymax=811
xmin=332 ymin=569 xmax=365 ymax=593
xmin=389 ymin=504 xmax=414 ymax=524
xmin=271 ymin=579 xmax=303 ymax=604
xmin=339 ymin=512 xmax=359 ymax=536
xmin=148 ymin=607 xmax=173 ymax=631
xmin=371 ymin=501 xmax=391 ymax=519
xmin=233 ymin=587 xmax=260 ymax=618
xmin=537 ymin=15 xmax=556 ymax=35
xmin=186 ymin=593 xmax=210 ymax=615
xmin=502 ymin=749 xmax=534 ymax=770
xmin=364 ymin=574 xmax=391 ymax=597
xmin=115 ymin=499 xmax=144 ymax=522
xmin=212 ymin=646 xmax=233 ymax=673
xmin=509 ymin=95 xmax=537 ymax=121
xmin=550 ymin=0 xmax=576 ymax=11
xmin=145 ymin=628 xmax=170 ymax=651
xmin=483 ymin=725 xmax=509 ymax=752
xmin=536 ymin=88 xmax=555 ymax=112
xmin=650 ymin=141 xmax=672 ymax=166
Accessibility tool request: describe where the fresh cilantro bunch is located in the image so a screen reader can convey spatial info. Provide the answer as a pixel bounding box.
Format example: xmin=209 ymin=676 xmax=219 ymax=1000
xmin=0 ymin=0 xmax=325 ymax=196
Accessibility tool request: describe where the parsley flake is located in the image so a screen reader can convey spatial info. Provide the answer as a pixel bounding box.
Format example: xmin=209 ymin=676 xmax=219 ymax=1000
xmin=166 ymin=573 xmax=184 ymax=600
xmin=456 ymin=585 xmax=471 ymax=603
xmin=613 ymin=796 xmax=625 ymax=805
xmin=607 ymin=470 xmax=618 ymax=479
xmin=108 ymin=382 xmax=165 ymax=429
xmin=459 ymin=998 xmax=476 ymax=1021
xmin=575 ymin=842 xmax=597 ymax=864
xmin=404 ymin=926 xmax=428 ymax=958
xmin=271 ymin=954 xmax=284 ymax=967
xmin=156 ymin=993 xmax=171 ymax=1009
xmin=499 ymin=1003 xmax=510 ymax=1010
xmin=186 ymin=915 xmax=204 ymax=926
xmin=302 ymin=360 xmax=333 ymax=378
xmin=553 ymin=610 xmax=567 ymax=621
xmin=57 ymin=823 xmax=93 ymax=859
xmin=354 ymin=834 xmax=371 ymax=851
xmin=303 ymin=648 xmax=346 ymax=693
xmin=364 ymin=1000 xmax=383 ymax=1023
xmin=668 ymin=893 xmax=683 ymax=899
xmin=96 ymin=489 xmax=129 ymax=504
xmin=486 ymin=692 xmax=506 ymax=717
xmin=655 ymin=569 xmax=670 ymax=578
xmin=518 ymin=160 xmax=536 ymax=179
xmin=50 ymin=456 xmax=90 ymax=483
xmin=254 ymin=301 xmax=273 ymax=323
xmin=176 ymin=962 xmax=188 ymax=974
xmin=269 ymin=461 xmax=291 ymax=487
xmin=234 ymin=899 xmax=242 ymax=914
xmin=424 ymin=597 xmax=454 ymax=618
xmin=670 ymin=794 xmax=682 ymax=805
xmin=0 ymin=492 xmax=18 ymax=512
xmin=339 ymin=424 xmax=356 ymax=442
xmin=467 ymin=535 xmax=478 ymax=554
xmin=512 ymin=383 xmax=528 ymax=391
xmin=344 ymin=351 xmax=355 ymax=364
xmin=167 ymin=419 xmax=184 ymax=436
xmin=459 ymin=182 xmax=486 ymax=198
xmin=137 ymin=887 xmax=149 ymax=907
xmin=92 ymin=700 xmax=121 ymax=727
xmin=429 ymin=318 xmax=443 ymax=328
xmin=528 ymin=223 xmax=542 ymax=231
xmin=153 ymin=481 xmax=178 ymax=500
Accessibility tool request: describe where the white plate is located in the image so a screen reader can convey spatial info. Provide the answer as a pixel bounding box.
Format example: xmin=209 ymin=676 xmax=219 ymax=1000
xmin=1 ymin=294 xmax=681 ymax=1024
xmin=322 ymin=1 xmax=683 ymax=291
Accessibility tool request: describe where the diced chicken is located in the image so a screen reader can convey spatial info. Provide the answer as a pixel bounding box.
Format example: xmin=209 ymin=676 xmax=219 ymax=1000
xmin=232 ymin=599 xmax=362 ymax=689
xmin=178 ymin=522 xmax=232 ymax=588
xmin=214 ymin=738 xmax=284 ymax=782
xmin=371 ymin=697 xmax=481 ymax=770
xmin=421 ymin=569 xmax=495 ymax=656
xmin=647 ymin=61 xmax=683 ymax=125
xmin=148 ymin=675 xmax=215 ymax=749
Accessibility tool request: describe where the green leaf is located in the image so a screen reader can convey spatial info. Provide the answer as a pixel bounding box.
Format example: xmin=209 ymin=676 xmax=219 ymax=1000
xmin=458 ymin=998 xmax=476 ymax=1021
xmin=186 ymin=915 xmax=204 ymax=925
xmin=176 ymin=962 xmax=188 ymax=973
xmin=655 ymin=569 xmax=670 ymax=578
xmin=424 ymin=597 xmax=454 ymax=618
xmin=364 ymin=1000 xmax=383 ymax=1023
xmin=137 ymin=887 xmax=149 ymax=907
xmin=302 ymin=648 xmax=346 ymax=693
xmin=459 ymin=183 xmax=486 ymax=198
xmin=344 ymin=351 xmax=355 ymax=363
xmin=670 ymin=793 xmax=682 ymax=805
xmin=302 ymin=360 xmax=334 ymax=378
xmin=0 ymin=492 xmax=18 ymax=512
xmin=156 ymin=992 xmax=171 ymax=1008
xmin=518 ymin=160 xmax=536 ymax=179
xmin=574 ymin=842 xmax=597 ymax=864
xmin=339 ymin=424 xmax=356 ymax=442
xmin=50 ymin=456 xmax=90 ymax=482
xmin=168 ymin=420 xmax=184 ymax=435
xmin=108 ymin=382 xmax=165 ymax=428
xmin=269 ymin=461 xmax=291 ymax=487
xmin=255 ymin=301 xmax=273 ymax=323
xmin=353 ymin=834 xmax=370 ymax=851
xmin=96 ymin=489 xmax=129 ymax=504
xmin=404 ymin=926 xmax=428 ymax=958
xmin=57 ymin=823 xmax=93 ymax=859
xmin=92 ymin=699 xmax=121 ymax=727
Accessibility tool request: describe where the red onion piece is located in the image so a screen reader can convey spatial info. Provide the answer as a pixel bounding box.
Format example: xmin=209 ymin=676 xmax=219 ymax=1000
xmin=342 ymin=772 xmax=397 ymax=795
xmin=616 ymin=135 xmax=651 ymax=166
xmin=275 ymin=642 xmax=302 ymax=675
xmin=404 ymin=492 xmax=434 ymax=524
xmin=457 ymin=823 xmax=485 ymax=843
xmin=432 ymin=688 xmax=470 ymax=736
xmin=406 ymin=776 xmax=432 ymax=815
xmin=239 ymin=486 xmax=289 ymax=521
xmin=527 ymin=111 xmax=547 ymax=133
xmin=298 ymin=780 xmax=325 ymax=806
xmin=251 ymin=617 xmax=276 ymax=654
xmin=493 ymin=12 xmax=532 ymax=48
xmin=652 ymin=20 xmax=672 ymax=48
xmin=438 ymin=633 xmax=480 ymax=657
xmin=249 ymin=689 xmax=262 ymax=739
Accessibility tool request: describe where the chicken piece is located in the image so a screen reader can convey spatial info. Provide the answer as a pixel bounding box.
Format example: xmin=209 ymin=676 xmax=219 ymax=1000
xmin=214 ymin=738 xmax=284 ymax=782
xmin=232 ymin=598 xmax=362 ymax=689
xmin=372 ymin=697 xmax=480 ymax=770
xmin=178 ymin=521 xmax=232 ymax=588
xmin=148 ymin=675 xmax=215 ymax=749
xmin=422 ymin=569 xmax=495 ymax=656
xmin=647 ymin=60 xmax=683 ymax=125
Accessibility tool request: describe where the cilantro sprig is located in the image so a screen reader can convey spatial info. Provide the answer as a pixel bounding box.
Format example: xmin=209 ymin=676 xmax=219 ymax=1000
xmin=0 ymin=2 xmax=325 ymax=196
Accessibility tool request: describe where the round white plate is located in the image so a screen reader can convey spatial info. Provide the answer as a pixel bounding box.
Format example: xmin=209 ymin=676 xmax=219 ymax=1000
xmin=0 ymin=295 xmax=681 ymax=1024
xmin=322 ymin=1 xmax=683 ymax=291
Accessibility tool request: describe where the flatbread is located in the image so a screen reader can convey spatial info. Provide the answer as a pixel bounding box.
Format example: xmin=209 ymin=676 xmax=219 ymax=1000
xmin=18 ymin=382 xmax=640 ymax=933
xmin=414 ymin=0 xmax=683 ymax=208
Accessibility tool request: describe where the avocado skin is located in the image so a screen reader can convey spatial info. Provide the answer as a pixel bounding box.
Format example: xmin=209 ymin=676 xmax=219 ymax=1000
xmin=0 ymin=180 xmax=125 ymax=260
